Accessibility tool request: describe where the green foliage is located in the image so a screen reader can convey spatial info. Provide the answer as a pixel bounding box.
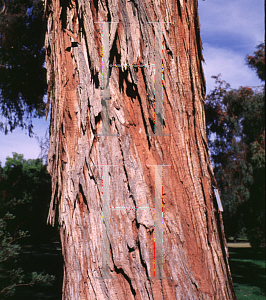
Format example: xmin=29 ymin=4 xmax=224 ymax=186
xmin=0 ymin=0 xmax=47 ymax=135
xmin=1 ymin=153 xmax=49 ymax=205
xmin=205 ymin=43 xmax=265 ymax=246
xmin=0 ymin=212 xmax=29 ymax=262
xmin=0 ymin=153 xmax=56 ymax=297
xmin=0 ymin=152 xmax=56 ymax=244
xmin=246 ymin=43 xmax=265 ymax=81
xmin=0 ymin=268 xmax=55 ymax=297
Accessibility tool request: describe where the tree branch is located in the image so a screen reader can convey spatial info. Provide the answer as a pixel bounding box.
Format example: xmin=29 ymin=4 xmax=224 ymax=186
xmin=0 ymin=0 xmax=5 ymax=15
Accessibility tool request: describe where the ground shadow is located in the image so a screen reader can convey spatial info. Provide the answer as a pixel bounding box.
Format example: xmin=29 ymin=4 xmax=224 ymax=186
xmin=229 ymin=246 xmax=266 ymax=297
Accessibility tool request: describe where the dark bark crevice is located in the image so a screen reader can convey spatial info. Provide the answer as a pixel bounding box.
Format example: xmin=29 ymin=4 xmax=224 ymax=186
xmin=201 ymin=177 xmax=214 ymax=245
xmin=136 ymin=93 xmax=152 ymax=149
xmin=140 ymin=66 xmax=154 ymax=108
xmin=94 ymin=111 xmax=102 ymax=127
xmin=86 ymin=270 xmax=98 ymax=298
xmin=145 ymin=284 xmax=154 ymax=300
xmin=79 ymin=182 xmax=90 ymax=213
xmin=80 ymin=120 xmax=86 ymax=135
xmin=176 ymin=0 xmax=183 ymax=22
xmin=115 ymin=123 xmax=133 ymax=196
xmin=136 ymin=239 xmax=150 ymax=282
xmin=59 ymin=0 xmax=72 ymax=30
xmin=113 ymin=265 xmax=137 ymax=297
xmin=108 ymin=237 xmax=137 ymax=297
xmin=72 ymin=195 xmax=77 ymax=217
xmin=92 ymin=0 xmax=99 ymax=13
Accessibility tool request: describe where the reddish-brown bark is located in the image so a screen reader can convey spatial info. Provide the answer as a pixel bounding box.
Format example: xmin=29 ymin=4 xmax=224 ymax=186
xmin=45 ymin=0 xmax=236 ymax=298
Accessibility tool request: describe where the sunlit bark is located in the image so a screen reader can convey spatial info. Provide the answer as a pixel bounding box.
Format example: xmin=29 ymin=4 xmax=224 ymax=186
xmin=45 ymin=0 xmax=236 ymax=298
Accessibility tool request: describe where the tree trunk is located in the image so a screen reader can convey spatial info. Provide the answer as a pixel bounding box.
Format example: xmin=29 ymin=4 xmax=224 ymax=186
xmin=45 ymin=0 xmax=236 ymax=298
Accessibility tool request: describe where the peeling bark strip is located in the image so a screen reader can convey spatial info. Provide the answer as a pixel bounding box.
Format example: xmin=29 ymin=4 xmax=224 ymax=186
xmin=45 ymin=0 xmax=236 ymax=299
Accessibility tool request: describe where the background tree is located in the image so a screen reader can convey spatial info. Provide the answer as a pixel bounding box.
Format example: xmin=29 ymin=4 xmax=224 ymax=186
xmin=0 ymin=0 xmax=46 ymax=135
xmin=0 ymin=153 xmax=57 ymax=297
xmin=246 ymin=43 xmax=265 ymax=81
xmin=45 ymin=0 xmax=236 ymax=298
xmin=205 ymin=43 xmax=265 ymax=247
xmin=0 ymin=1 xmax=61 ymax=297
xmin=36 ymin=128 xmax=50 ymax=165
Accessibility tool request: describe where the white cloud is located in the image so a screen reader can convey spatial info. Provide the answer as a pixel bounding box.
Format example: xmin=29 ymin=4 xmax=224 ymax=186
xmin=198 ymin=0 xmax=265 ymax=93
xmin=198 ymin=0 xmax=265 ymax=48
xmin=202 ymin=44 xmax=263 ymax=93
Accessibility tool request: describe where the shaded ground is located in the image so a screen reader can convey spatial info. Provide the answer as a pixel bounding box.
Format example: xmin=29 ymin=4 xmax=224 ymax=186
xmin=228 ymin=243 xmax=266 ymax=299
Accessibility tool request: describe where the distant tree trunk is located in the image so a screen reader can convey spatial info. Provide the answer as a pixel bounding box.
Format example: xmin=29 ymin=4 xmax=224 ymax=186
xmin=45 ymin=0 xmax=236 ymax=299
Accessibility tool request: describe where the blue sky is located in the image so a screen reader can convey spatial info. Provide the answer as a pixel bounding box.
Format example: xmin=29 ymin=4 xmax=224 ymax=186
xmin=0 ymin=0 xmax=264 ymax=165
xmin=198 ymin=0 xmax=264 ymax=92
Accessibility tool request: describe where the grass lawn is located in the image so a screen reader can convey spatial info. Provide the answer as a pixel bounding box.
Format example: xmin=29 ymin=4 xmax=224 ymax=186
xmin=228 ymin=244 xmax=266 ymax=299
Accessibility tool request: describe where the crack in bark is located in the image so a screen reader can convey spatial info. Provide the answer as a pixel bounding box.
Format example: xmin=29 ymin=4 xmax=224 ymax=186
xmin=107 ymin=240 xmax=137 ymax=297
xmin=201 ymin=176 xmax=213 ymax=245
xmin=113 ymin=264 xmax=137 ymax=297
xmin=136 ymin=239 xmax=150 ymax=283
xmin=145 ymin=283 xmax=154 ymax=300
xmin=86 ymin=270 xmax=97 ymax=299
xmin=136 ymin=93 xmax=152 ymax=149
xmin=115 ymin=124 xmax=133 ymax=196
xmin=79 ymin=181 xmax=90 ymax=213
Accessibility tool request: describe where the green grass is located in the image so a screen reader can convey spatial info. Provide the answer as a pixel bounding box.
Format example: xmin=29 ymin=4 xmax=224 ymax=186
xmin=229 ymin=246 xmax=266 ymax=299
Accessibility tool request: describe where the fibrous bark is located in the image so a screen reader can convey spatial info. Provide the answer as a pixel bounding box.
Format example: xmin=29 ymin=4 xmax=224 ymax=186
xmin=45 ymin=0 xmax=236 ymax=298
